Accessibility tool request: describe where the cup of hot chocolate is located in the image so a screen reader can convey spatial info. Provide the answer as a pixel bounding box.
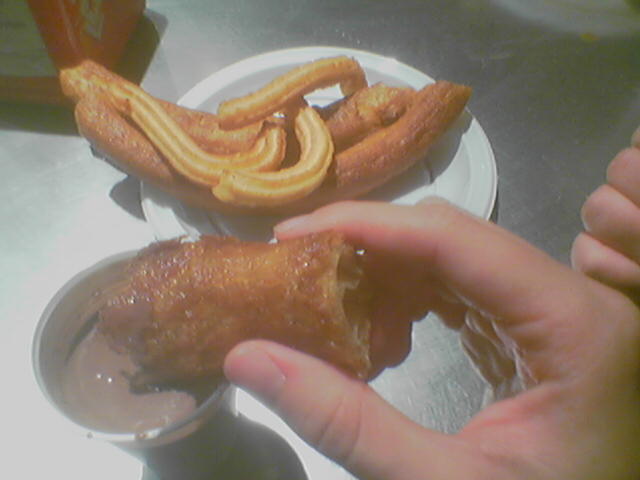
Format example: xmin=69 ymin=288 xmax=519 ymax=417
xmin=32 ymin=251 xmax=238 ymax=479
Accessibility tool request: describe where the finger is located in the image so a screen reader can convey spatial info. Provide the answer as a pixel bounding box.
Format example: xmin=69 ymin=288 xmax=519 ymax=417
xmin=275 ymin=200 xmax=613 ymax=380
xmin=277 ymin=200 xmax=575 ymax=325
xmin=581 ymin=184 xmax=640 ymax=261
xmin=224 ymin=339 xmax=479 ymax=480
xmin=460 ymin=313 xmax=521 ymax=399
xmin=368 ymin=304 xmax=413 ymax=376
xmin=606 ymin=147 xmax=640 ymax=207
xmin=571 ymin=232 xmax=640 ymax=291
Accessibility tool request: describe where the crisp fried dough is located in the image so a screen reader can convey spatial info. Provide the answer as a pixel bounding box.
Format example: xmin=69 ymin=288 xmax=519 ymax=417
xmin=74 ymin=96 xmax=229 ymax=208
xmin=98 ymin=232 xmax=372 ymax=387
xmin=66 ymin=59 xmax=471 ymax=213
xmin=75 ymin=97 xmax=178 ymax=185
xmin=335 ymin=81 xmax=472 ymax=192
xmin=61 ymin=61 xmax=263 ymax=154
xmin=322 ymin=83 xmax=416 ymax=150
xmin=125 ymin=91 xmax=285 ymax=187
xmin=216 ymin=56 xmax=367 ymax=129
xmin=156 ymin=124 xmax=286 ymax=187
xmin=213 ymin=106 xmax=334 ymax=206
xmin=62 ymin=62 xmax=287 ymax=187
xmin=155 ymin=98 xmax=262 ymax=154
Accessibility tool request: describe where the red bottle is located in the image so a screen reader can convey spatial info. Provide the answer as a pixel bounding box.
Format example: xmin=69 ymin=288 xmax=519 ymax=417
xmin=0 ymin=0 xmax=145 ymax=104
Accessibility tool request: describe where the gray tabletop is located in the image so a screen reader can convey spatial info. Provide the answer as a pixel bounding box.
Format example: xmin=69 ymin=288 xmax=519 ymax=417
xmin=1 ymin=1 xmax=638 ymax=478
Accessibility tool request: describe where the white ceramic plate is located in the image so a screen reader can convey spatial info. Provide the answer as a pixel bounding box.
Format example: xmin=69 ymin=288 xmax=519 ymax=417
xmin=141 ymin=46 xmax=497 ymax=241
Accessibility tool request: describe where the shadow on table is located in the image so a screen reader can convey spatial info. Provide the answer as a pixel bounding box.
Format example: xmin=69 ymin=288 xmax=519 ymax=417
xmin=110 ymin=174 xmax=147 ymax=222
xmin=141 ymin=411 xmax=308 ymax=480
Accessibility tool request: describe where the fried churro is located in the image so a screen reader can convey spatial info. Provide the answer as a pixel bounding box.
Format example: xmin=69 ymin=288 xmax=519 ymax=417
xmin=335 ymin=81 xmax=472 ymax=192
xmin=61 ymin=61 xmax=263 ymax=154
xmin=73 ymin=96 xmax=231 ymax=209
xmin=63 ymin=61 xmax=287 ymax=187
xmin=98 ymin=232 xmax=372 ymax=387
xmin=216 ymin=56 xmax=367 ymax=129
xmin=64 ymin=56 xmax=472 ymax=213
xmin=321 ymin=83 xmax=416 ymax=150
xmin=213 ymin=106 xmax=334 ymax=206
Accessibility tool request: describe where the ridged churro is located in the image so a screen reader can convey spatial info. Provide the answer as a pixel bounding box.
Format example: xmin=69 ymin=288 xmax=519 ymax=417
xmin=63 ymin=62 xmax=287 ymax=187
xmin=155 ymin=98 xmax=263 ymax=154
xmin=213 ymin=106 xmax=334 ymax=206
xmin=216 ymin=56 xmax=367 ymax=129
xmin=73 ymin=96 xmax=230 ymax=209
xmin=61 ymin=61 xmax=263 ymax=154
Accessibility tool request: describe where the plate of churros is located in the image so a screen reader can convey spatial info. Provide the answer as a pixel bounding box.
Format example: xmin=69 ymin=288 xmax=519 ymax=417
xmin=139 ymin=46 xmax=496 ymax=241
xmin=58 ymin=45 xmax=496 ymax=241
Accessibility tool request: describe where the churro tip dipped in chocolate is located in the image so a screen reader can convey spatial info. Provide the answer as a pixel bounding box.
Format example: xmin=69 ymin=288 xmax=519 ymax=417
xmin=97 ymin=232 xmax=373 ymax=389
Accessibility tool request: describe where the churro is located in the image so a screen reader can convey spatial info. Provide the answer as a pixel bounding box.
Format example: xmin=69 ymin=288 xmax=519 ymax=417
xmin=321 ymin=83 xmax=416 ymax=150
xmin=156 ymin=98 xmax=262 ymax=154
xmin=335 ymin=81 xmax=472 ymax=192
xmin=213 ymin=106 xmax=334 ymax=206
xmin=61 ymin=61 xmax=262 ymax=154
xmin=98 ymin=232 xmax=372 ymax=386
xmin=64 ymin=56 xmax=472 ymax=213
xmin=216 ymin=56 xmax=367 ymax=129
xmin=73 ymin=96 xmax=231 ymax=209
xmin=62 ymin=62 xmax=287 ymax=187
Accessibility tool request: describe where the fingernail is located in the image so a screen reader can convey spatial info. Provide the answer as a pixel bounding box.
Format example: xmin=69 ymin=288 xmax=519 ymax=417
xmin=223 ymin=342 xmax=286 ymax=401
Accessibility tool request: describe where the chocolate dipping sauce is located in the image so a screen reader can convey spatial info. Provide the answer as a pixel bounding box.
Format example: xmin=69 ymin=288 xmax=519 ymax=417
xmin=61 ymin=327 xmax=197 ymax=434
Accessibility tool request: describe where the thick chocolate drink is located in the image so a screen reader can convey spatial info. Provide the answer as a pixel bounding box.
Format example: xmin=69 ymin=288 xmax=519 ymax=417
xmin=61 ymin=326 xmax=198 ymax=434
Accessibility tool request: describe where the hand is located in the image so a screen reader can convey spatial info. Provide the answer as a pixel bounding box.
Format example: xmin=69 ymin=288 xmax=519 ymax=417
xmin=224 ymin=200 xmax=640 ymax=480
xmin=572 ymin=127 xmax=640 ymax=299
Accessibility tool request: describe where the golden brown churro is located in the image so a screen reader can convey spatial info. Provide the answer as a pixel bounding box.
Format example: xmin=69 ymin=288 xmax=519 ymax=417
xmin=213 ymin=106 xmax=334 ymax=206
xmin=216 ymin=56 xmax=367 ymax=129
xmin=60 ymin=61 xmax=262 ymax=154
xmin=98 ymin=232 xmax=372 ymax=386
xmin=321 ymin=83 xmax=416 ymax=150
xmin=156 ymin=99 xmax=263 ymax=154
xmin=73 ymin=96 xmax=231 ymax=209
xmin=62 ymin=62 xmax=287 ymax=187
xmin=64 ymin=56 xmax=471 ymax=213
xmin=335 ymin=81 xmax=472 ymax=193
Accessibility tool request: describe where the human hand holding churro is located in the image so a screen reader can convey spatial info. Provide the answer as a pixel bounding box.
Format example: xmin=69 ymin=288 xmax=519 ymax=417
xmin=225 ymin=199 xmax=640 ymax=480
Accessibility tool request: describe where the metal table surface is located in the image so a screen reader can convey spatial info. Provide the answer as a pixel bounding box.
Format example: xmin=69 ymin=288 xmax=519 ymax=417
xmin=1 ymin=1 xmax=638 ymax=478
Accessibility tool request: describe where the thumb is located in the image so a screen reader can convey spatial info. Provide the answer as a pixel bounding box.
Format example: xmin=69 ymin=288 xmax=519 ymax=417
xmin=224 ymin=340 xmax=482 ymax=480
